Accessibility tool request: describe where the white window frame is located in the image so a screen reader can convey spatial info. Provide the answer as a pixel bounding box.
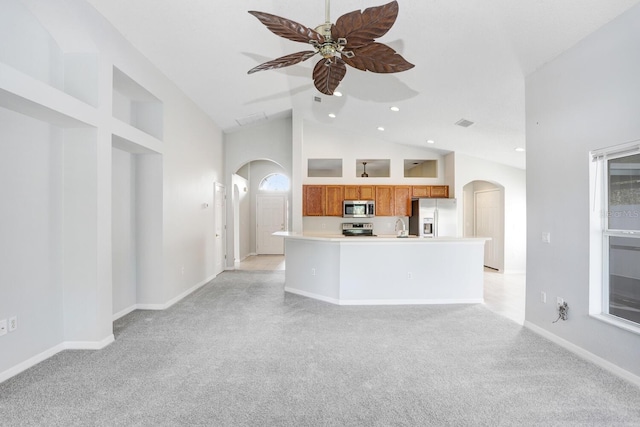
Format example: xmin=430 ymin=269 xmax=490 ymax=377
xmin=589 ymin=140 xmax=640 ymax=335
xmin=258 ymin=173 xmax=290 ymax=192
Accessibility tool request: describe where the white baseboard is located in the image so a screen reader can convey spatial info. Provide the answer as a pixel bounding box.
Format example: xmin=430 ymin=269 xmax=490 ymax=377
xmin=113 ymin=305 xmax=137 ymax=321
xmin=339 ymin=298 xmax=484 ymax=306
xmin=524 ymin=321 xmax=640 ymax=388
xmin=0 ymin=334 xmax=115 ymax=384
xmin=63 ymin=334 xmax=115 ymax=350
xmin=284 ymin=287 xmax=340 ymax=305
xmin=131 ymin=273 xmax=217 ymax=312
xmin=285 ymin=287 xmax=483 ymax=306
xmin=0 ymin=343 xmax=65 ymax=384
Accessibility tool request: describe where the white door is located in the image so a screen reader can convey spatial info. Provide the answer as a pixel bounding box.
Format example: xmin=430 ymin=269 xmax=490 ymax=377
xmin=475 ymin=189 xmax=503 ymax=270
xmin=257 ymin=194 xmax=286 ymax=254
xmin=214 ymin=183 xmax=226 ymax=275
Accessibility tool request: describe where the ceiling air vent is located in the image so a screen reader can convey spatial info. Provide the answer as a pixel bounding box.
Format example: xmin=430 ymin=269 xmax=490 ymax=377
xmin=313 ymin=96 xmax=322 ymax=103
xmin=455 ymin=118 xmax=474 ymax=128
xmin=235 ymin=112 xmax=267 ymax=126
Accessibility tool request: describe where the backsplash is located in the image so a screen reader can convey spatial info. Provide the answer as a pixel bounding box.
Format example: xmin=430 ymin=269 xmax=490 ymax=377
xmin=303 ymin=216 xmax=408 ymax=236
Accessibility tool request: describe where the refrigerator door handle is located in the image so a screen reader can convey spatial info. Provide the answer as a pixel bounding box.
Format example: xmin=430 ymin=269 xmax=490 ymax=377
xmin=434 ymin=208 xmax=439 ymax=237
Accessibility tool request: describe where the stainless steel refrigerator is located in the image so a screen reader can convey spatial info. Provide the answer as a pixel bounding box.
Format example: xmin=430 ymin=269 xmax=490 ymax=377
xmin=409 ymin=198 xmax=458 ymax=237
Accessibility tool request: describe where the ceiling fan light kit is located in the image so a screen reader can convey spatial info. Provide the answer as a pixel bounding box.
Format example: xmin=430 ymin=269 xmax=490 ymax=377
xmin=247 ymin=0 xmax=414 ymax=95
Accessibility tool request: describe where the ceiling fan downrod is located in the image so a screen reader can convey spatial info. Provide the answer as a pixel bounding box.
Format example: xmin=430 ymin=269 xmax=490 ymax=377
xmin=325 ymin=0 xmax=330 ymax=24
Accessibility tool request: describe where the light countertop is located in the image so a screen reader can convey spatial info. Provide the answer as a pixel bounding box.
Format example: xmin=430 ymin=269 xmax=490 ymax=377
xmin=273 ymin=231 xmax=489 ymax=243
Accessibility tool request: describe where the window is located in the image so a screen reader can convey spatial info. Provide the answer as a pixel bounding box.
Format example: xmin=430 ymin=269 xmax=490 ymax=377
xmin=259 ymin=173 xmax=290 ymax=192
xmin=591 ymin=143 xmax=640 ymax=331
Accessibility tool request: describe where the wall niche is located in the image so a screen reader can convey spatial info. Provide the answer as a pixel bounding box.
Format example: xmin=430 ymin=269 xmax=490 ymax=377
xmin=112 ymin=67 xmax=164 ymax=141
xmin=404 ymin=159 xmax=437 ymax=178
xmin=308 ymin=158 xmax=342 ymax=177
xmin=356 ymin=159 xmax=390 ymax=178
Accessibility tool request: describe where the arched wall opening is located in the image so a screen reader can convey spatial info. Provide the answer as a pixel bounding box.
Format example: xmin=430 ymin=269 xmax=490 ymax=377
xmin=230 ymin=159 xmax=291 ymax=264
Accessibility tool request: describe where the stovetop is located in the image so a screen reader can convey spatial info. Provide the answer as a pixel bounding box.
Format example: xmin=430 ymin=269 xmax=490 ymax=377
xmin=342 ymin=222 xmax=374 ymax=236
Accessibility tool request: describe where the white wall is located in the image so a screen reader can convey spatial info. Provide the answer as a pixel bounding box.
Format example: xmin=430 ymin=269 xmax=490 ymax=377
xmin=454 ymin=153 xmax=526 ymax=273
xmin=525 ymin=3 xmax=640 ymax=379
xmin=0 ymin=107 xmax=64 ymax=372
xmin=232 ymin=174 xmax=250 ymax=262
xmin=112 ymin=147 xmax=136 ymax=315
xmin=301 ymin=121 xmax=447 ymax=185
xmin=0 ymin=0 xmax=224 ymax=380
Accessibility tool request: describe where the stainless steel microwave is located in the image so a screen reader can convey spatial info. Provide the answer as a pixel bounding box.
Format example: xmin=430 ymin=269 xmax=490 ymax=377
xmin=343 ymin=200 xmax=375 ymax=218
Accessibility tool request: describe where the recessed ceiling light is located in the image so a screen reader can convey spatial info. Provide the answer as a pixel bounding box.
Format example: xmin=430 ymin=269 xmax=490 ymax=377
xmin=333 ymin=91 xmax=343 ymax=97
xmin=328 ymin=113 xmax=336 ymax=118
xmin=377 ymin=126 xmax=385 ymax=131
xmin=390 ymin=106 xmax=400 ymax=112
xmin=515 ymin=147 xmax=525 ymax=152
xmin=426 ymin=140 xmax=435 ymax=144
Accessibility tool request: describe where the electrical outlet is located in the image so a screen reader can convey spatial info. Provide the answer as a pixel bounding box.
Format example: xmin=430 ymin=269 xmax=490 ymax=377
xmin=311 ymin=268 xmax=316 ymax=276
xmin=9 ymin=316 xmax=17 ymax=332
xmin=541 ymin=291 xmax=546 ymax=303
xmin=557 ymin=297 xmax=564 ymax=307
xmin=542 ymin=232 xmax=551 ymax=243
xmin=407 ymin=272 xmax=413 ymax=279
xmin=0 ymin=319 xmax=6 ymax=337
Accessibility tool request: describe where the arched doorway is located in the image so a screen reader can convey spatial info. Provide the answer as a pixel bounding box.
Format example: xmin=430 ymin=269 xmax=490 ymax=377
xmin=230 ymin=160 xmax=291 ymax=265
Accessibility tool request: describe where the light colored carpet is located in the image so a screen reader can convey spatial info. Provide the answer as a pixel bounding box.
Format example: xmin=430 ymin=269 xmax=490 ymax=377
xmin=1 ymin=270 xmax=639 ymax=426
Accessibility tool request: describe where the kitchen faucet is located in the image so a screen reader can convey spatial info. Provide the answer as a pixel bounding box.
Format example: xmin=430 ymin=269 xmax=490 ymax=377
xmin=395 ymin=217 xmax=407 ymax=234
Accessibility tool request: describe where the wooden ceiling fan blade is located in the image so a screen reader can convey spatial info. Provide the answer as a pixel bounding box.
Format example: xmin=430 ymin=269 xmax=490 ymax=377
xmin=313 ymin=57 xmax=347 ymax=95
xmin=342 ymin=43 xmax=414 ymax=73
xmin=248 ymin=51 xmax=317 ymax=74
xmin=331 ymin=1 xmax=399 ymax=49
xmin=248 ymin=11 xmax=324 ymax=44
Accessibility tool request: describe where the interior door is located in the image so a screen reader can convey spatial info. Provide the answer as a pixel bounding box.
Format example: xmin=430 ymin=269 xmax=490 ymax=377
xmin=475 ymin=189 xmax=503 ymax=270
xmin=256 ymin=194 xmax=286 ymax=254
xmin=214 ymin=183 xmax=226 ymax=275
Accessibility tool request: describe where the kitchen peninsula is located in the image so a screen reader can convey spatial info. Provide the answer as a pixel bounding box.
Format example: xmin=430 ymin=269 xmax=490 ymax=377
xmin=274 ymin=232 xmax=488 ymax=305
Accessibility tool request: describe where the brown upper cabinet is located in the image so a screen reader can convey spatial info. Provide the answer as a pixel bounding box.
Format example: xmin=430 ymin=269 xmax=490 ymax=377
xmin=412 ymin=186 xmax=431 ymax=198
xmin=429 ymin=185 xmax=449 ymax=198
xmin=303 ymin=185 xmax=326 ymax=216
xmin=374 ymin=186 xmax=395 ymax=216
xmin=325 ymin=185 xmax=344 ymax=216
xmin=344 ymin=185 xmax=358 ymax=200
xmin=303 ymin=184 xmax=449 ymax=216
xmin=344 ymin=185 xmax=374 ymax=200
xmin=393 ymin=186 xmax=412 ymax=216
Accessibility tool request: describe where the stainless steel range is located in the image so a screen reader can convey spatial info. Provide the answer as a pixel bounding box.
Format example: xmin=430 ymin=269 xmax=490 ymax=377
xmin=342 ymin=222 xmax=375 ymax=237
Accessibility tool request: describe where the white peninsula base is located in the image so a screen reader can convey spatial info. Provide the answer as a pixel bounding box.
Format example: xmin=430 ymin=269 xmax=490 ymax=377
xmin=276 ymin=233 xmax=488 ymax=306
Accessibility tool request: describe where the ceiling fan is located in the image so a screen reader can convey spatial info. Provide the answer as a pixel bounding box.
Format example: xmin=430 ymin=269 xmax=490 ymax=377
xmin=247 ymin=0 xmax=414 ymax=95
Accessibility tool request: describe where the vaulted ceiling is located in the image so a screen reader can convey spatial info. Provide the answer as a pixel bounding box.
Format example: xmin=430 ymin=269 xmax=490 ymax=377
xmin=85 ymin=0 xmax=640 ymax=169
